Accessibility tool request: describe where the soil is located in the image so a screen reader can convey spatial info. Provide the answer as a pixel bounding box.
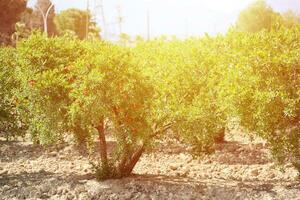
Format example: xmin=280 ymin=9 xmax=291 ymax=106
xmin=0 ymin=130 xmax=300 ymax=200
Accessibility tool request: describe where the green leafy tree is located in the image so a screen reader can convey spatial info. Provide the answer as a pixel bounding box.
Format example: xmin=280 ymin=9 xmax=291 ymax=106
xmin=15 ymin=33 xmax=85 ymax=144
xmin=5 ymin=25 xmax=300 ymax=179
xmin=226 ymin=27 xmax=300 ymax=171
xmin=69 ymin=42 xmax=157 ymax=178
xmin=14 ymin=34 xmax=160 ymax=178
xmin=282 ymin=10 xmax=300 ymax=28
xmin=236 ymin=0 xmax=281 ymax=32
xmin=0 ymin=47 xmax=25 ymax=140
xmin=0 ymin=0 xmax=27 ymax=45
xmin=134 ymin=36 xmax=229 ymax=154
xmin=119 ymin=33 xmax=131 ymax=46
xmin=54 ymin=8 xmax=100 ymax=40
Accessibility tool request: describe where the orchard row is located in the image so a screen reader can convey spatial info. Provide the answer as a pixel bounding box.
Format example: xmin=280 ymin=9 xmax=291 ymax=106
xmin=0 ymin=28 xmax=299 ymax=179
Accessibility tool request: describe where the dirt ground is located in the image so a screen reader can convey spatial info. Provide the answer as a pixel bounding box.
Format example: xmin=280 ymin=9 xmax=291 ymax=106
xmin=0 ymin=131 xmax=300 ymax=200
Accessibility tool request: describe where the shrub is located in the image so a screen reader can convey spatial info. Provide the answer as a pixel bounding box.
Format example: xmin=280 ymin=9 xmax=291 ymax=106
xmin=15 ymin=33 xmax=85 ymax=144
xmin=69 ymin=42 xmax=156 ymax=178
xmin=0 ymin=47 xmax=25 ymax=140
xmin=227 ymin=28 xmax=300 ymax=169
xmin=134 ymin=37 xmax=231 ymax=154
xmin=4 ymin=27 xmax=300 ymax=178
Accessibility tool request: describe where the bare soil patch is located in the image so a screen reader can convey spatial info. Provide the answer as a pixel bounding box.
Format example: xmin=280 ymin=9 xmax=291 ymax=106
xmin=0 ymin=132 xmax=299 ymax=200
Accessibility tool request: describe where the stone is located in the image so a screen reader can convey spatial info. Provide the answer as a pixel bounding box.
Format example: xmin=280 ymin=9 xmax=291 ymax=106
xmin=1 ymin=170 xmax=8 ymax=175
xmin=38 ymin=169 xmax=46 ymax=174
xmin=40 ymin=185 xmax=50 ymax=193
xmin=49 ymin=152 xmax=57 ymax=157
xmin=251 ymin=169 xmax=259 ymax=177
xmin=268 ymin=172 xmax=276 ymax=179
xmin=56 ymin=187 xmax=64 ymax=195
xmin=17 ymin=181 xmax=23 ymax=187
xmin=170 ymin=165 xmax=178 ymax=171
xmin=86 ymin=180 xmax=111 ymax=196
xmin=140 ymin=194 xmax=151 ymax=200
xmin=76 ymin=185 xmax=86 ymax=193
xmin=66 ymin=193 xmax=74 ymax=200
xmin=3 ymin=185 xmax=10 ymax=191
xmin=78 ymin=193 xmax=90 ymax=200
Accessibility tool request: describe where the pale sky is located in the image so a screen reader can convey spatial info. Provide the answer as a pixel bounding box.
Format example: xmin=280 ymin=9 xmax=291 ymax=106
xmin=28 ymin=0 xmax=300 ymax=40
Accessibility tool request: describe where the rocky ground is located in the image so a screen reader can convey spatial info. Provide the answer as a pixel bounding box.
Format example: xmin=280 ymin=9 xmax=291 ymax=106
xmin=0 ymin=131 xmax=300 ymax=200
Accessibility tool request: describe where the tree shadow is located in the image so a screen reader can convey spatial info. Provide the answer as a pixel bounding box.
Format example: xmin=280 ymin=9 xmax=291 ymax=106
xmin=0 ymin=141 xmax=45 ymax=162
xmin=0 ymin=170 xmax=56 ymax=186
xmin=212 ymin=141 xmax=271 ymax=165
xmin=128 ymin=173 xmax=286 ymax=194
xmin=0 ymin=140 xmax=71 ymax=162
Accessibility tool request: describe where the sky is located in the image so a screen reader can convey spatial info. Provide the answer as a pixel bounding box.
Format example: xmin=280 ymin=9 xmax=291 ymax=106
xmin=28 ymin=0 xmax=300 ymax=40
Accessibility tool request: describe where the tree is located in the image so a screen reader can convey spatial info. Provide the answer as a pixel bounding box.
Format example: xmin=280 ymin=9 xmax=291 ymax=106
xmin=134 ymin=36 xmax=229 ymax=155
xmin=119 ymin=33 xmax=131 ymax=46
xmin=282 ymin=10 xmax=300 ymax=28
xmin=54 ymin=9 xmax=100 ymax=40
xmin=226 ymin=27 xmax=300 ymax=172
xmin=236 ymin=0 xmax=281 ymax=33
xmin=0 ymin=47 xmax=26 ymax=140
xmin=31 ymin=0 xmax=56 ymax=36
xmin=20 ymin=7 xmax=34 ymax=30
xmin=14 ymin=34 xmax=158 ymax=178
xmin=0 ymin=0 xmax=27 ymax=45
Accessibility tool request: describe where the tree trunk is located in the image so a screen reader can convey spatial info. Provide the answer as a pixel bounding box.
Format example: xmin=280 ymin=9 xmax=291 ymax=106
xmin=96 ymin=118 xmax=108 ymax=168
xmin=119 ymin=145 xmax=145 ymax=177
xmin=214 ymin=127 xmax=225 ymax=143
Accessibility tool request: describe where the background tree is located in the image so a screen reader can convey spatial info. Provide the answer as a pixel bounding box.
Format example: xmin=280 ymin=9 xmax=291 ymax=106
xmin=20 ymin=7 xmax=34 ymax=30
xmin=281 ymin=10 xmax=300 ymax=28
xmin=236 ymin=0 xmax=281 ymax=33
xmin=0 ymin=0 xmax=27 ymax=45
xmin=119 ymin=33 xmax=131 ymax=46
xmin=54 ymin=8 xmax=100 ymax=40
xmin=31 ymin=0 xmax=56 ymax=36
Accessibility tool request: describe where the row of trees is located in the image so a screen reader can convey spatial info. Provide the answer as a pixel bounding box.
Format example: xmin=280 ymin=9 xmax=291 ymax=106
xmin=2 ymin=0 xmax=300 ymax=46
xmin=0 ymin=0 xmax=299 ymax=179
xmin=0 ymin=24 xmax=299 ymax=178
xmin=236 ymin=0 xmax=300 ymax=32
xmin=0 ymin=0 xmax=100 ymax=45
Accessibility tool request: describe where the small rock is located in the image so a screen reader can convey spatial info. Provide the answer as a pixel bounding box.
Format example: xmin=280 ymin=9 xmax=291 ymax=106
xmin=49 ymin=152 xmax=57 ymax=157
xmin=203 ymin=159 xmax=212 ymax=164
xmin=50 ymin=189 xmax=57 ymax=195
xmin=140 ymin=194 xmax=151 ymax=200
xmin=3 ymin=185 xmax=10 ymax=191
xmin=268 ymin=172 xmax=276 ymax=179
xmin=40 ymin=185 xmax=50 ymax=193
xmin=84 ymin=168 xmax=89 ymax=173
xmin=76 ymin=185 xmax=86 ymax=193
xmin=57 ymin=187 xmax=64 ymax=195
xmin=66 ymin=193 xmax=74 ymax=200
xmin=86 ymin=180 xmax=111 ymax=196
xmin=78 ymin=193 xmax=90 ymax=200
xmin=293 ymin=176 xmax=300 ymax=181
xmin=38 ymin=169 xmax=46 ymax=174
xmin=170 ymin=165 xmax=178 ymax=171
xmin=40 ymin=193 xmax=50 ymax=199
xmin=17 ymin=181 xmax=23 ymax=187
xmin=251 ymin=169 xmax=259 ymax=177
xmin=1 ymin=170 xmax=8 ymax=175
xmin=78 ymin=179 xmax=88 ymax=184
